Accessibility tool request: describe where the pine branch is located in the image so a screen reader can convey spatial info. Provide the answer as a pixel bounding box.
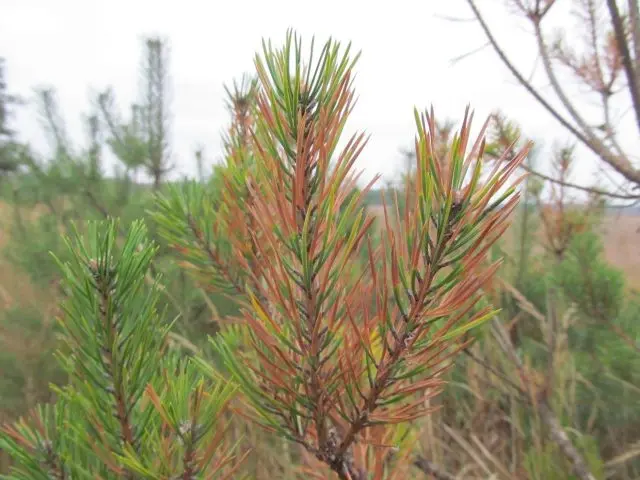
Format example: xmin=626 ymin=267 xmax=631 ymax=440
xmin=0 ymin=404 xmax=67 ymax=480
xmin=205 ymin=30 xmax=529 ymax=479
xmin=2 ymin=219 xmax=245 ymax=477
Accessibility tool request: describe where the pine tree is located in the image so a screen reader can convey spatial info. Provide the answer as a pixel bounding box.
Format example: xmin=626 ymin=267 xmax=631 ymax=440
xmin=0 ymin=219 xmax=245 ymax=478
xmin=98 ymin=37 xmax=173 ymax=188
xmin=0 ymin=59 xmax=21 ymax=178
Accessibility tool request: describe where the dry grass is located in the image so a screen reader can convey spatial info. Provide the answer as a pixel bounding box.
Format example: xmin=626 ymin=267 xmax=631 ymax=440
xmin=598 ymin=211 xmax=640 ymax=289
xmin=368 ymin=204 xmax=640 ymax=289
xmin=0 ymin=201 xmax=54 ymax=313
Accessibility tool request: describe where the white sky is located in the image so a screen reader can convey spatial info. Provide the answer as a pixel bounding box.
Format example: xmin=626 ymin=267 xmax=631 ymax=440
xmin=1 ymin=0 xmax=637 ymax=196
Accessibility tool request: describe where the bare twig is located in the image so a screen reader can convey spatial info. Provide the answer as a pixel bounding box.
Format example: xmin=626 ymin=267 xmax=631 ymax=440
xmin=537 ymin=401 xmax=597 ymax=480
xmin=414 ymin=455 xmax=456 ymax=480
xmin=532 ymin=15 xmax=640 ymax=184
xmin=518 ymin=161 xmax=640 ymax=199
xmin=465 ymin=0 xmax=640 ymax=186
xmin=606 ymin=0 xmax=640 ymax=134
xmin=450 ymin=42 xmax=491 ymax=65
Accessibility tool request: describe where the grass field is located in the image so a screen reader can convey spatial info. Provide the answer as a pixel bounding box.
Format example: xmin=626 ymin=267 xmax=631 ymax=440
xmin=0 ymin=201 xmax=53 ymax=314
xmin=599 ymin=211 xmax=640 ymax=288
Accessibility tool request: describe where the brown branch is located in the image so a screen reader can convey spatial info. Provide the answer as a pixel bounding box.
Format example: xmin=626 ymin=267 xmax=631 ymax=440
xmin=586 ymin=0 xmax=607 ymax=91
xmin=581 ymin=0 xmax=630 ymax=158
xmin=465 ymin=0 xmax=640 ymax=186
xmin=607 ymin=0 xmax=640 ymax=135
xmin=630 ymin=0 xmax=640 ymax=80
xmin=532 ymin=14 xmax=639 ymax=184
xmin=601 ymin=90 xmax=628 ymax=159
xmin=518 ymin=161 xmax=640 ymax=199
xmin=537 ymin=401 xmax=597 ymax=480
xmin=464 ymin=0 xmax=581 ymax=141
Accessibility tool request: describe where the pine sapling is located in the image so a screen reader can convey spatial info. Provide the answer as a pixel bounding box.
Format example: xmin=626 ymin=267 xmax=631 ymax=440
xmin=0 ymin=219 xmax=245 ymax=479
xmin=184 ymin=31 xmax=531 ymax=479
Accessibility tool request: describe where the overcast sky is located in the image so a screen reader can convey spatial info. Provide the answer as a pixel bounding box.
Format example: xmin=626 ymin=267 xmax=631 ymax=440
xmin=1 ymin=0 xmax=636 ymax=194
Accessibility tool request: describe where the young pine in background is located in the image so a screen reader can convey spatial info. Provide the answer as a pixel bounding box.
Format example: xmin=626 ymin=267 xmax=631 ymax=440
xmin=0 ymin=219 xmax=245 ymax=479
